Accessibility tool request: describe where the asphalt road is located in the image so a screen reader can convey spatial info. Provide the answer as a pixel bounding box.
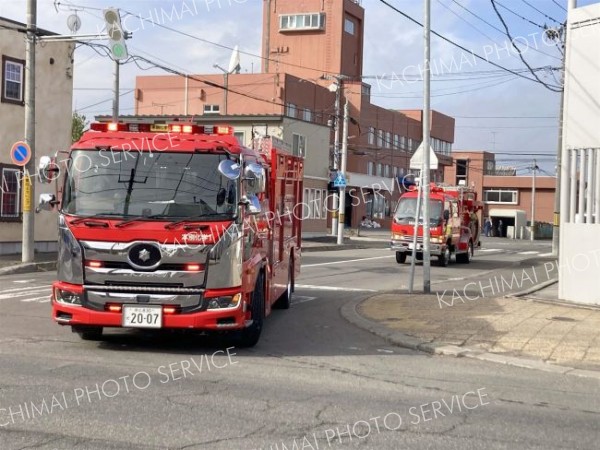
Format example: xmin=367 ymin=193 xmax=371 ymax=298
xmin=1 ymin=238 xmax=599 ymax=449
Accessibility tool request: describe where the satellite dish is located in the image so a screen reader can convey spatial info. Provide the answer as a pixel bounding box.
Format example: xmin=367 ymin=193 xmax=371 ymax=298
xmin=67 ymin=13 xmax=82 ymax=33
xmin=228 ymin=45 xmax=241 ymax=74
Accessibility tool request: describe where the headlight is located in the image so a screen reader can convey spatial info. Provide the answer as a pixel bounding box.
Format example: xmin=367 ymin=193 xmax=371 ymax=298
xmin=207 ymin=293 xmax=242 ymax=310
xmin=54 ymin=288 xmax=82 ymax=305
xmin=430 ymin=236 xmax=442 ymax=244
xmin=393 ymin=233 xmax=404 ymax=240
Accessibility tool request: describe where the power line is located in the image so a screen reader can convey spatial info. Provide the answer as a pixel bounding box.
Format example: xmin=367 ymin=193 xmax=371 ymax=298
xmin=551 ymin=0 xmax=567 ymax=13
xmin=376 ymin=0 xmax=561 ymax=91
xmin=493 ymin=0 xmax=547 ymax=29
xmin=521 ymin=0 xmax=562 ymax=25
xmin=490 ymin=0 xmax=562 ymax=93
xmin=440 ymin=0 xmax=560 ymax=61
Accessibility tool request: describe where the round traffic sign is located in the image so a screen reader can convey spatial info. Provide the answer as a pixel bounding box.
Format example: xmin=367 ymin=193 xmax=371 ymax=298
xmin=10 ymin=141 xmax=31 ymax=167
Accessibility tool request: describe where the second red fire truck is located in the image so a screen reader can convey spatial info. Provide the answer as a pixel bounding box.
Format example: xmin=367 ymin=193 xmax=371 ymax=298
xmin=38 ymin=120 xmax=303 ymax=347
xmin=391 ymin=183 xmax=482 ymax=266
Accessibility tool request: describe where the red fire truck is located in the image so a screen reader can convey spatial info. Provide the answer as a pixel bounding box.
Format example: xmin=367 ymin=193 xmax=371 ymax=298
xmin=391 ymin=183 xmax=482 ymax=266
xmin=38 ymin=121 xmax=303 ymax=347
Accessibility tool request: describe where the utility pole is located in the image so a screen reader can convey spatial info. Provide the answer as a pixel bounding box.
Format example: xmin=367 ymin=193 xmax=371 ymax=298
xmin=554 ymin=0 xmax=577 ymax=255
xmin=422 ymin=0 xmax=432 ymax=293
xmin=531 ymin=159 xmax=537 ymax=241
xmin=337 ymin=98 xmax=349 ymax=245
xmin=330 ymin=79 xmax=342 ymax=237
xmin=112 ymin=59 xmax=119 ymax=122
xmin=22 ymin=0 xmax=37 ymax=263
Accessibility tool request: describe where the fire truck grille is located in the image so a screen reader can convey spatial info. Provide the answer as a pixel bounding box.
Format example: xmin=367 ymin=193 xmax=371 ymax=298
xmin=84 ymin=285 xmax=204 ymax=294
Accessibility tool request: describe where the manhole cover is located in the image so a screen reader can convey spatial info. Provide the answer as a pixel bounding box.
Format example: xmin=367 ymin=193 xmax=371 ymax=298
xmin=550 ymin=316 xmax=576 ymax=322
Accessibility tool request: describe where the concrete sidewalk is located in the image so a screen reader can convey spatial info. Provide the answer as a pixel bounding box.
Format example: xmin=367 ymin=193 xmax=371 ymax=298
xmin=351 ymin=282 xmax=600 ymax=377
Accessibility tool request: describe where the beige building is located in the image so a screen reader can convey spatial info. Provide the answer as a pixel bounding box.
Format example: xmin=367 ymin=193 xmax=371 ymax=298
xmin=0 ymin=17 xmax=74 ymax=254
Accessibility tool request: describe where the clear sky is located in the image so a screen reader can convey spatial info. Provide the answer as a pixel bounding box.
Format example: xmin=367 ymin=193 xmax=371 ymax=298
xmin=1 ymin=0 xmax=598 ymax=173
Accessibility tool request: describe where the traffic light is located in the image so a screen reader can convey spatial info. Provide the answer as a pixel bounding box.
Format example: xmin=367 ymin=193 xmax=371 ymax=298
xmin=103 ymin=8 xmax=128 ymax=61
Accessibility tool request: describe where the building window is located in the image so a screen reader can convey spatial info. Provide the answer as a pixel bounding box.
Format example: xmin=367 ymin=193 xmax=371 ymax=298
xmin=385 ymin=131 xmax=391 ymax=148
xmin=366 ymin=192 xmax=386 ymax=220
xmin=384 ymin=165 xmax=390 ymax=178
xmin=456 ymin=159 xmax=468 ymax=185
xmin=280 ymin=13 xmax=325 ymax=31
xmin=286 ymin=103 xmax=297 ymax=118
xmin=2 ymin=56 xmax=25 ymax=105
xmin=303 ymin=188 xmax=327 ymax=220
xmin=367 ymin=161 xmax=374 ymax=176
xmin=203 ymin=104 xmax=220 ymax=114
xmin=1 ymin=166 xmax=21 ymax=220
xmin=484 ymin=189 xmax=518 ymax=204
xmin=303 ymin=108 xmax=312 ymax=122
xmin=368 ymin=127 xmax=375 ymax=145
xmin=292 ymin=133 xmax=306 ymax=157
xmin=234 ymin=131 xmax=245 ymax=146
xmin=376 ymin=130 xmax=383 ymax=148
xmin=344 ymin=17 xmax=355 ymax=35
xmin=376 ymin=163 xmax=382 ymax=177
xmin=393 ymin=134 xmax=400 ymax=149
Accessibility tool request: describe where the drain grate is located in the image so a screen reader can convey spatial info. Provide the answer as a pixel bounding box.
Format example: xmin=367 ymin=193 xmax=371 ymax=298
xmin=550 ymin=316 xmax=577 ymax=322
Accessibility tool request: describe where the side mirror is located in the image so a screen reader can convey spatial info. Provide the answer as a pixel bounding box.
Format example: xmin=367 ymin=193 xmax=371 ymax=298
xmin=443 ymin=210 xmax=450 ymax=221
xmin=218 ymin=160 xmax=241 ymax=180
xmin=37 ymin=193 xmax=57 ymax=212
xmin=244 ymin=163 xmax=266 ymax=194
xmin=216 ymin=188 xmax=226 ymax=207
xmin=38 ymin=156 xmax=59 ymax=183
xmin=239 ymin=194 xmax=261 ymax=215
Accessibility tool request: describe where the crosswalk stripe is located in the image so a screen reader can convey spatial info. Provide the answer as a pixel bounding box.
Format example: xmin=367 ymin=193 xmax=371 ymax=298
xmin=518 ymin=251 xmax=540 ymax=255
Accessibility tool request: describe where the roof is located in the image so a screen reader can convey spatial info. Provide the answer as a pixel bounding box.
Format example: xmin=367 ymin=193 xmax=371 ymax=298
xmin=0 ymin=16 xmax=60 ymax=36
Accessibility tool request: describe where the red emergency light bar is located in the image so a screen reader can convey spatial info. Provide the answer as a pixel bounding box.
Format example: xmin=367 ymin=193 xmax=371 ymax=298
xmin=89 ymin=122 xmax=234 ymax=136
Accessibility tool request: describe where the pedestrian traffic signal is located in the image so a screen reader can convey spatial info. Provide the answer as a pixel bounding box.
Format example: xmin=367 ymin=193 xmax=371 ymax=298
xmin=103 ymin=8 xmax=128 ymax=61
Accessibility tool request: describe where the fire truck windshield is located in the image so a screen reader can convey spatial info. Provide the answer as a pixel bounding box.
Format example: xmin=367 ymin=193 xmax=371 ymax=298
xmin=62 ymin=150 xmax=238 ymax=220
xmin=394 ymin=198 xmax=443 ymax=225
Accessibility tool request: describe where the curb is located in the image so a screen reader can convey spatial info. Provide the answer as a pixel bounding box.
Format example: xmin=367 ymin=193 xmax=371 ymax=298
xmin=510 ymin=278 xmax=558 ymax=297
xmin=340 ymin=296 xmax=600 ymax=381
xmin=0 ymin=261 xmax=57 ymax=276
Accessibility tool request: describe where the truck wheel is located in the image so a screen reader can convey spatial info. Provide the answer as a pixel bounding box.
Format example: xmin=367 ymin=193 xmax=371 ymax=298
xmin=238 ymin=274 xmax=265 ymax=348
xmin=438 ymin=247 xmax=450 ymax=267
xmin=273 ymin=261 xmax=293 ymax=309
xmin=456 ymin=241 xmax=473 ymax=264
xmin=72 ymin=326 xmax=103 ymax=341
xmin=395 ymin=252 xmax=407 ymax=264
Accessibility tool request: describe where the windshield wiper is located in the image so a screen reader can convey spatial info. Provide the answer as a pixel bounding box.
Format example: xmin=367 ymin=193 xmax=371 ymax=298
xmin=164 ymin=214 xmax=231 ymax=230
xmin=70 ymin=213 xmax=123 ymax=225
xmin=115 ymin=214 xmax=171 ymax=228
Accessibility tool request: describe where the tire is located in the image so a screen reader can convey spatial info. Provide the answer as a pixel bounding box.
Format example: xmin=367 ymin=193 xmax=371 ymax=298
xmin=456 ymin=241 xmax=473 ymax=264
xmin=273 ymin=261 xmax=293 ymax=309
xmin=72 ymin=326 xmax=103 ymax=341
xmin=438 ymin=246 xmax=450 ymax=267
xmin=395 ymin=252 xmax=407 ymax=264
xmin=238 ymin=274 xmax=265 ymax=348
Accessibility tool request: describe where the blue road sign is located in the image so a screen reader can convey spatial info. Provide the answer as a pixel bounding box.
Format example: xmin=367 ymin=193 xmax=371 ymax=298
xmin=333 ymin=172 xmax=347 ymax=188
xmin=10 ymin=141 xmax=31 ymax=167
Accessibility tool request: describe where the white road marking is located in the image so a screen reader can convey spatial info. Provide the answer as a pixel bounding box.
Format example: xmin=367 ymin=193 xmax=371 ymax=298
xmin=539 ymin=252 xmax=554 ymax=257
xmin=291 ymin=296 xmax=317 ymax=305
xmin=0 ymin=285 xmax=51 ymax=295
xmin=518 ymin=251 xmax=539 ymax=255
xmin=302 ymin=255 xmax=394 ymax=268
xmin=21 ymin=296 xmax=51 ymax=303
xmin=377 ymin=349 xmax=395 ymax=354
xmin=12 ymin=279 xmax=36 ymax=284
xmin=296 ymin=284 xmax=378 ymax=292
xmin=0 ymin=288 xmax=51 ymax=300
xmin=478 ymin=248 xmax=503 ymax=253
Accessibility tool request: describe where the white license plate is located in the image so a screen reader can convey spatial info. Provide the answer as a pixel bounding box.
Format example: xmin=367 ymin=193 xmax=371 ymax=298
xmin=122 ymin=305 xmax=162 ymax=329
